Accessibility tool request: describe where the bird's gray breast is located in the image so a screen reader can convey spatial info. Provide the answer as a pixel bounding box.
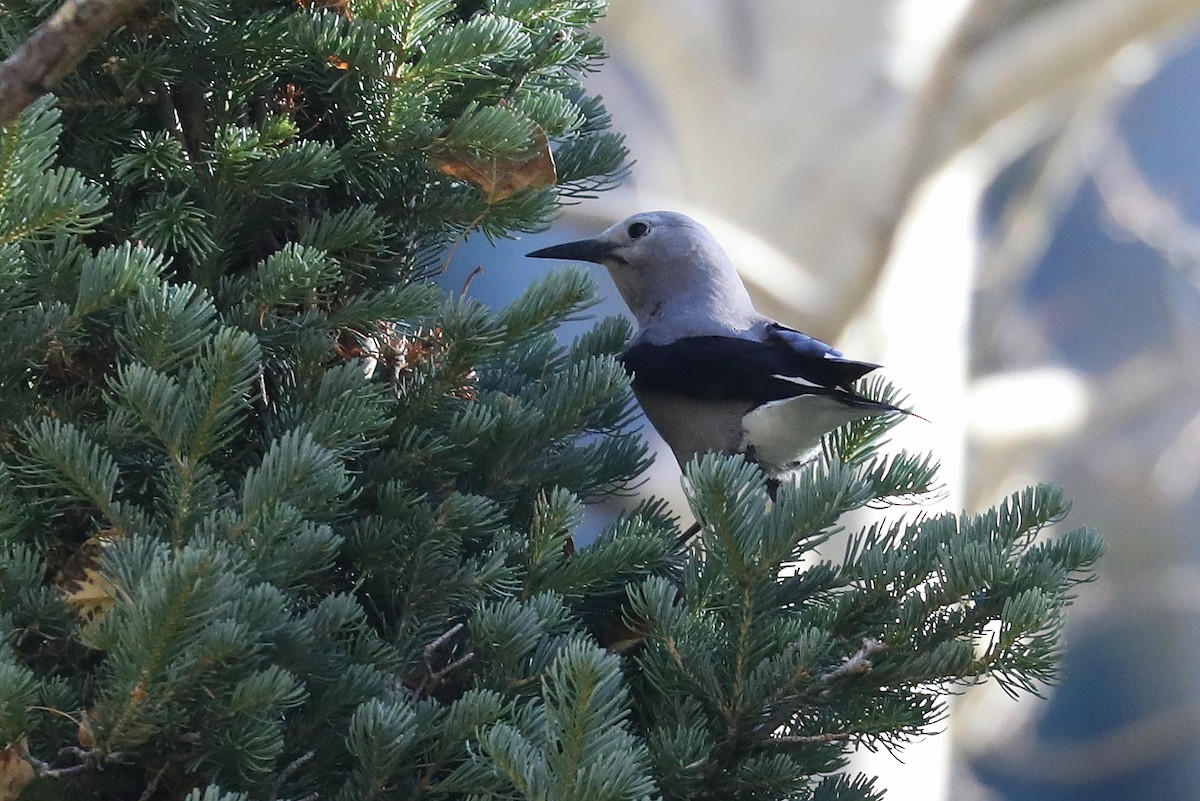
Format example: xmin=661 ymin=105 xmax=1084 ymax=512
xmin=632 ymin=386 xmax=754 ymax=468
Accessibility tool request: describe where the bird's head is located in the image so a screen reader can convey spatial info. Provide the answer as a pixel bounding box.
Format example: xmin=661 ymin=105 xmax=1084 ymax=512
xmin=528 ymin=211 xmax=750 ymax=328
xmin=527 ymin=211 xmax=709 ymax=268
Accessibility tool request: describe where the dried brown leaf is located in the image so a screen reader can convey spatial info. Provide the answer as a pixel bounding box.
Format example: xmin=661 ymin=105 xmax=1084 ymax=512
xmin=0 ymin=740 xmax=34 ymax=801
xmin=336 ymin=324 xmax=476 ymax=398
xmin=298 ymin=0 xmax=353 ymax=18
xmin=76 ymin=712 xmax=95 ymax=749
xmin=432 ymin=127 xmax=557 ymax=203
xmin=57 ymin=535 xmax=119 ymax=621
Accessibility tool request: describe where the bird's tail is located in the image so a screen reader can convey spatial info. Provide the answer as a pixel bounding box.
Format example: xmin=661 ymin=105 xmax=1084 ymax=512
xmin=838 ymin=389 xmax=928 ymax=422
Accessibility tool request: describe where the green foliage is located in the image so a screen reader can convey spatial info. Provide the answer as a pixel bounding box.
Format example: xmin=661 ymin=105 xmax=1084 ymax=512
xmin=627 ymin=457 xmax=1100 ymax=799
xmin=479 ymin=639 xmax=656 ymax=800
xmin=0 ymin=96 xmax=107 ymax=246
xmin=0 ymin=1 xmax=1102 ymax=800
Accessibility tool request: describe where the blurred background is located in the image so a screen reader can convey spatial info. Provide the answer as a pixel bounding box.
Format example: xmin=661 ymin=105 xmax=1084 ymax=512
xmin=446 ymin=1 xmax=1200 ymax=798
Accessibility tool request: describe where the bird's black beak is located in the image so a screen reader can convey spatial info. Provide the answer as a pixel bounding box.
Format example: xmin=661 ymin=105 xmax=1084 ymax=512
xmin=526 ymin=237 xmax=614 ymax=264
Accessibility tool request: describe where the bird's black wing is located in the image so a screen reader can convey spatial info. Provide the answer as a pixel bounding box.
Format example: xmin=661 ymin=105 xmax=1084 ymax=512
xmin=764 ymin=323 xmax=880 ymax=391
xmin=622 ymin=325 xmax=884 ymax=405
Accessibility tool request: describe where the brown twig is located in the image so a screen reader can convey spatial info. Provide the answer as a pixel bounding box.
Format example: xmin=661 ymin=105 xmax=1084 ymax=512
xmin=23 ymin=749 xmax=91 ymax=779
xmin=766 ymin=731 xmax=856 ymax=746
xmin=675 ymin=520 xmax=701 ymax=547
xmin=460 ymin=264 xmax=484 ymax=297
xmin=136 ymin=763 xmax=168 ymax=801
xmin=173 ymin=83 xmax=209 ymax=161
xmin=439 ymin=211 xmax=488 ymax=274
xmin=430 ymin=652 xmax=476 ymax=683
xmin=156 ymin=84 xmax=189 ymax=150
xmin=425 ymin=622 xmax=464 ymax=655
xmin=413 ymin=622 xmax=473 ymax=698
xmin=268 ymin=749 xmax=316 ymax=801
xmin=0 ymin=0 xmax=151 ymax=126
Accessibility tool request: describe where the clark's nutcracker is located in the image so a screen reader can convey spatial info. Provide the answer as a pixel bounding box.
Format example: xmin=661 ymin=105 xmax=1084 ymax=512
xmin=527 ymin=211 xmax=909 ymax=475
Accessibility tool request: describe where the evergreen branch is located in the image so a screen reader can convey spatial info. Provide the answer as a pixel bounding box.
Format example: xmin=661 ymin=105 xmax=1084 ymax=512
xmin=394 ymin=0 xmax=456 ymax=57
xmin=20 ymin=419 xmax=124 ymax=528
xmin=240 ymin=429 xmax=351 ymax=525
xmin=0 ymin=2 xmax=1105 ymax=798
xmin=0 ymin=114 xmax=21 ymax=215
xmin=495 ymin=266 xmax=597 ymax=342
xmin=660 ymin=634 xmax=708 ymax=699
xmin=97 ymin=568 xmax=200 ymax=751
xmin=344 ymin=698 xmax=422 ymax=793
xmin=411 ymin=15 xmax=529 ymax=82
xmin=0 ymin=0 xmax=150 ymax=127
xmin=108 ymin=362 xmax=187 ymax=452
xmin=184 ymin=328 xmax=261 ymax=461
xmin=0 ymin=167 xmax=106 ymax=245
xmin=728 ymin=583 xmax=758 ymax=732
xmin=74 ymin=243 xmax=167 ymax=318
xmin=117 ymin=283 xmax=220 ymax=373
xmin=0 ymin=97 xmax=58 ymax=223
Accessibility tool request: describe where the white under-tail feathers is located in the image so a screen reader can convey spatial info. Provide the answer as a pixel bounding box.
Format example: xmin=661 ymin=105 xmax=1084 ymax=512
xmin=741 ymin=394 xmax=885 ymax=474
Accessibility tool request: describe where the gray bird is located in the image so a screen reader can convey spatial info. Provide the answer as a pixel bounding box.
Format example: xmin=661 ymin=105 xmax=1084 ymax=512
xmin=527 ymin=211 xmax=908 ymax=475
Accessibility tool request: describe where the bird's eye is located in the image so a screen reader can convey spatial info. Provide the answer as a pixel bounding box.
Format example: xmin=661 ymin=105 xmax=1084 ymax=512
xmin=627 ymin=221 xmax=649 ymax=239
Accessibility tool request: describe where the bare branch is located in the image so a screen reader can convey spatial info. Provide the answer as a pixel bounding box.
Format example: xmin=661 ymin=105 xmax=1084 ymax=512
xmin=405 ymin=622 xmax=473 ymax=699
xmin=971 ymin=698 xmax=1200 ymax=784
xmin=1090 ymin=126 xmax=1200 ymax=282
xmin=23 ymin=748 xmax=90 ymax=779
xmin=430 ymin=651 xmax=475 ymax=683
xmin=933 ymin=0 xmax=1200 ymax=160
xmin=973 ymin=77 xmax=1128 ymax=351
xmin=135 ymin=763 xmax=167 ymax=801
xmin=0 ymin=0 xmax=150 ymax=126
xmin=819 ymin=637 xmax=885 ymax=686
xmin=766 ymin=731 xmax=856 ymax=746
xmin=425 ymin=622 xmax=465 ymax=655
xmin=268 ymin=750 xmax=316 ymax=801
xmin=837 ymin=0 xmax=1200 ymax=335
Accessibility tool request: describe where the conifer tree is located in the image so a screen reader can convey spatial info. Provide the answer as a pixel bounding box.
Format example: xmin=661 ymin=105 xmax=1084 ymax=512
xmin=0 ymin=2 xmax=1102 ymax=800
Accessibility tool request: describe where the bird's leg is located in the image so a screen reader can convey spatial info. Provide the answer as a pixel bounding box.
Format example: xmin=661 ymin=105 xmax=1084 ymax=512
xmin=675 ymin=454 xmax=779 ymax=547
xmin=766 ymin=476 xmax=780 ymax=502
xmin=676 ymin=521 xmax=701 ymax=547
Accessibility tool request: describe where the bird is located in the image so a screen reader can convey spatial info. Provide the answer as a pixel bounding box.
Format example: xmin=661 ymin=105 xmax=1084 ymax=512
xmin=527 ymin=210 xmax=911 ymax=478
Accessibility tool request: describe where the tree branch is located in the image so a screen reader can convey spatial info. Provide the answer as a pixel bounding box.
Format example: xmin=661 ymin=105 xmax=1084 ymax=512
xmin=971 ymin=699 xmax=1200 ymax=784
xmin=972 ymin=77 xmax=1127 ymax=353
xmin=936 ymin=0 xmax=1200 ymax=160
xmin=1090 ymin=124 xmax=1200 ymax=282
xmin=766 ymin=731 xmax=855 ymax=746
xmin=0 ymin=0 xmax=149 ymax=127
xmin=819 ymin=637 xmax=885 ymax=687
xmin=837 ymin=0 xmax=1200 ymax=336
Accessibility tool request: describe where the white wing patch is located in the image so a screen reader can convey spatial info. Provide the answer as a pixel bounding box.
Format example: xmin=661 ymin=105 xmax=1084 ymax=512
xmin=770 ymin=373 xmax=823 ymax=389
